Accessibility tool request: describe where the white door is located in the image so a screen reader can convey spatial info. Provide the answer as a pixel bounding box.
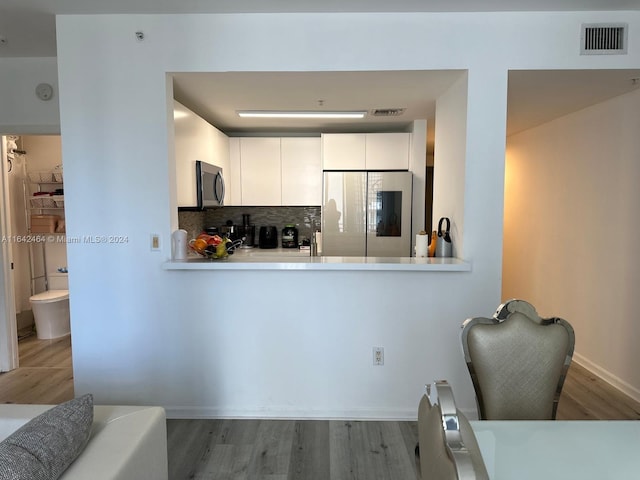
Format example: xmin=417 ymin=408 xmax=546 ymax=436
xmin=0 ymin=136 xmax=19 ymax=372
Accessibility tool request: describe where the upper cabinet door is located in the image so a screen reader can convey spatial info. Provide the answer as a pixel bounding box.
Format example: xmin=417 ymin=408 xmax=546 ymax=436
xmin=365 ymin=133 xmax=410 ymax=170
xmin=322 ymin=133 xmax=410 ymax=171
xmin=227 ymin=137 xmax=241 ymax=206
xmin=321 ymin=133 xmax=366 ymax=170
xmin=281 ymin=138 xmax=322 ymax=206
xmin=240 ymin=138 xmax=281 ymax=206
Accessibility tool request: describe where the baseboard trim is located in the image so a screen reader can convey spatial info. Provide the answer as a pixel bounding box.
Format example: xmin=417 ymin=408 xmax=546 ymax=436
xmin=573 ymin=353 xmax=640 ymax=404
xmin=165 ymin=406 xmax=418 ymax=421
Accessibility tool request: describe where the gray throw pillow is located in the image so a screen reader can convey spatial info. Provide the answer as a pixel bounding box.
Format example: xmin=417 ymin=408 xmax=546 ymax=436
xmin=0 ymin=394 xmax=94 ymax=480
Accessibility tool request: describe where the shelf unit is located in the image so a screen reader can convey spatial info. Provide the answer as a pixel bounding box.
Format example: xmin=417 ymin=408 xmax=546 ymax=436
xmin=26 ymin=173 xmax=64 ymax=232
xmin=24 ymin=171 xmax=65 ymax=294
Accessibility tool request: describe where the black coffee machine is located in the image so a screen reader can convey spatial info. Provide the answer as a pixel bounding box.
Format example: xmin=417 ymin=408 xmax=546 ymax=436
xmin=219 ymin=220 xmax=239 ymax=241
xmin=238 ymin=214 xmax=255 ymax=248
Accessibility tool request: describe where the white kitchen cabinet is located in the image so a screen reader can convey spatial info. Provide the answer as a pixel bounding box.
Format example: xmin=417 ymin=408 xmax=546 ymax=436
xmin=322 ymin=132 xmax=410 ymax=170
xmin=281 ymin=137 xmax=322 ymax=206
xmin=239 ymin=137 xmax=282 ymax=206
xmin=227 ymin=137 xmax=242 ymax=205
xmin=321 ymin=133 xmax=366 ymax=170
xmin=228 ymin=137 xmax=322 ymax=206
xmin=365 ymin=132 xmax=410 ymax=170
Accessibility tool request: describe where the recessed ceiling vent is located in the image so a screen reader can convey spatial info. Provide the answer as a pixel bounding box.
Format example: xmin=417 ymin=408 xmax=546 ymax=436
xmin=581 ymin=23 xmax=628 ymax=55
xmin=371 ymin=108 xmax=405 ymax=117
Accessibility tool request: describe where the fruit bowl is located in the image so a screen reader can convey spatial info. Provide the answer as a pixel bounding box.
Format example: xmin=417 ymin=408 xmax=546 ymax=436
xmin=188 ymin=233 xmax=242 ymax=259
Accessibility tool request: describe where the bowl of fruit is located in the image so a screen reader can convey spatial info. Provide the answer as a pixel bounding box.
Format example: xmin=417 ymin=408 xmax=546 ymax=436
xmin=189 ymin=233 xmax=242 ymax=259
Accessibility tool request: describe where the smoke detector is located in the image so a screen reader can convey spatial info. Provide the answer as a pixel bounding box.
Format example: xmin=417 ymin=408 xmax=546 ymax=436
xmin=371 ymin=108 xmax=406 ymax=117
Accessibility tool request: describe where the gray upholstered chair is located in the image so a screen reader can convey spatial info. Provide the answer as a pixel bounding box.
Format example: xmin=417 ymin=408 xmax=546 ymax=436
xmin=417 ymin=380 xmax=489 ymax=480
xmin=461 ymin=299 xmax=575 ymax=420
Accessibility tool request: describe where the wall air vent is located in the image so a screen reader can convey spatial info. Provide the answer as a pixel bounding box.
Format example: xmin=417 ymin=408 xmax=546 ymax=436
xmin=371 ymin=108 xmax=406 ymax=117
xmin=581 ymin=23 xmax=628 ymax=55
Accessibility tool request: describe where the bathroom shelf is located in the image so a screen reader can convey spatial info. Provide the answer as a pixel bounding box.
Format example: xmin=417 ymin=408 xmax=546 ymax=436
xmin=26 ymin=171 xmax=65 ymax=234
xmin=28 ymin=171 xmax=63 ymax=183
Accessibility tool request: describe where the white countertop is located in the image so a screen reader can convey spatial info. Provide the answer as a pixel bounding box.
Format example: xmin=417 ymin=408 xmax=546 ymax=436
xmin=162 ymin=248 xmax=471 ymax=271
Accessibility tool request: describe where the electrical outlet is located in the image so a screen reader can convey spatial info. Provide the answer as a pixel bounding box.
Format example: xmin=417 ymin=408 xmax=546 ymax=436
xmin=373 ymin=346 xmax=384 ymax=366
xmin=151 ymin=234 xmax=161 ymax=251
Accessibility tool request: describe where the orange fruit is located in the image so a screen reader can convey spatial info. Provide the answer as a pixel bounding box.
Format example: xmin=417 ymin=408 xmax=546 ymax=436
xmin=192 ymin=238 xmax=207 ymax=253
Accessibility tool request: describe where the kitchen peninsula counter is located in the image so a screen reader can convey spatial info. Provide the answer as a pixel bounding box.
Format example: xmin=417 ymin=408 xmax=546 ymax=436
xmin=162 ymin=249 xmax=471 ymax=271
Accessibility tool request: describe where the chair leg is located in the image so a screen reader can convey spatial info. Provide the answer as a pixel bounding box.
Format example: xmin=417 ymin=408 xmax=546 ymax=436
xmin=415 ymin=441 xmax=420 ymax=457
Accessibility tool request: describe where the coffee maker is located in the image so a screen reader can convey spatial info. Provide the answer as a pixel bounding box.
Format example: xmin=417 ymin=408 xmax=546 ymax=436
xmin=238 ymin=214 xmax=255 ymax=248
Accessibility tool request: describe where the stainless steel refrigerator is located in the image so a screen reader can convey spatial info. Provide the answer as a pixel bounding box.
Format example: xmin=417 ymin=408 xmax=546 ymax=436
xmin=322 ymin=171 xmax=413 ymax=256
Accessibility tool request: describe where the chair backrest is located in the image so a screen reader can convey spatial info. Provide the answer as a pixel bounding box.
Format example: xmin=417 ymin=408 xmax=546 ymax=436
xmin=461 ymin=299 xmax=575 ymax=420
xmin=418 ymin=380 xmax=489 ymax=480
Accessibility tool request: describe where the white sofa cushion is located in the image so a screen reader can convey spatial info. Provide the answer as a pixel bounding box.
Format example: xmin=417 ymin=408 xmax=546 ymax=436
xmin=0 ymin=404 xmax=168 ymax=480
xmin=0 ymin=394 xmax=93 ymax=480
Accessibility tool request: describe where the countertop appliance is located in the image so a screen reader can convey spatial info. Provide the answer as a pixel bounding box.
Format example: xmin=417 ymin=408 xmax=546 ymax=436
xmin=219 ymin=220 xmax=239 ymax=241
xmin=322 ymin=171 xmax=413 ymax=256
xmin=171 ymin=229 xmax=188 ymax=260
xmin=281 ymin=224 xmax=298 ymax=248
xmin=239 ymin=214 xmax=255 ymax=248
xmin=258 ymin=226 xmax=278 ymax=249
xmin=196 ymin=160 xmax=225 ymax=208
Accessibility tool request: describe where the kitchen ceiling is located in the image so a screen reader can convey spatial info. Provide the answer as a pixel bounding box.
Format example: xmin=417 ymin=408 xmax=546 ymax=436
xmin=1 ymin=0 xmax=639 ymax=149
xmin=172 ymin=70 xmax=463 ymax=138
xmin=172 ymin=68 xmax=640 ymax=155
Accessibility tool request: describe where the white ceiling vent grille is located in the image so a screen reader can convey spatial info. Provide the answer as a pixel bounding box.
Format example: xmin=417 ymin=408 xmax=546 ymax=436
xmin=371 ymin=108 xmax=406 ymax=117
xmin=581 ymin=23 xmax=628 ymax=55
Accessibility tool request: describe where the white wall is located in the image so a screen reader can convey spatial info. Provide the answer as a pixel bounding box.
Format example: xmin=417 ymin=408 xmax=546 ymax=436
xmin=504 ymin=87 xmax=640 ymax=402
xmin=23 ymin=135 xmax=63 ymax=171
xmin=174 ymin=100 xmax=230 ymax=208
xmin=433 ymin=73 xmax=468 ymax=258
xmin=409 ymin=119 xmax=427 ymax=236
xmin=46 ymin=11 xmax=640 ymax=418
xmin=0 ymin=58 xmax=60 ymax=134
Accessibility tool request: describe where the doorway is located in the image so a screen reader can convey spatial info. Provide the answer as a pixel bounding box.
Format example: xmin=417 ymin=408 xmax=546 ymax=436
xmin=0 ymin=134 xmax=69 ymax=371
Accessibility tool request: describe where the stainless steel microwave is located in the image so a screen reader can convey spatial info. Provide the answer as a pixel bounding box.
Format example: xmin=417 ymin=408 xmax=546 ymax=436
xmin=196 ymin=160 xmax=225 ymax=208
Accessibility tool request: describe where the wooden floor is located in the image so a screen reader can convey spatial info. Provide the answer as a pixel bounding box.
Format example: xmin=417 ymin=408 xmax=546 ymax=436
xmin=0 ymin=333 xmax=74 ymax=405
xmin=167 ymin=418 xmax=421 ymax=480
xmin=558 ymin=362 xmax=640 ymax=420
xmin=2 ymin=336 xmax=640 ymax=479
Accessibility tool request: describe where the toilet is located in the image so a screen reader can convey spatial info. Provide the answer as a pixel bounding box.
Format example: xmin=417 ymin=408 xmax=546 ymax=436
xmin=29 ymin=275 xmax=70 ymax=340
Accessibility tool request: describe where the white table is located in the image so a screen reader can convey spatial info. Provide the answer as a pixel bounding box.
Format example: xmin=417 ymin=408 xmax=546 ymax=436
xmin=471 ymin=420 xmax=640 ymax=479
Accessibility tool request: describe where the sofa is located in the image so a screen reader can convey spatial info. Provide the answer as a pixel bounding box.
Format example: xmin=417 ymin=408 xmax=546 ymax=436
xmin=0 ymin=397 xmax=168 ymax=480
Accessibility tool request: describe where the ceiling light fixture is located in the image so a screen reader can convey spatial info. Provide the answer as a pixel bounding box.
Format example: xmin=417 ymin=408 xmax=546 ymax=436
xmin=173 ymin=110 xmax=189 ymax=119
xmin=237 ymin=110 xmax=367 ymax=119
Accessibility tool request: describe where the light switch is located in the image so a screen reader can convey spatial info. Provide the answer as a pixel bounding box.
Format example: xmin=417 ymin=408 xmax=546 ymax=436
xmin=151 ymin=234 xmax=161 ymax=251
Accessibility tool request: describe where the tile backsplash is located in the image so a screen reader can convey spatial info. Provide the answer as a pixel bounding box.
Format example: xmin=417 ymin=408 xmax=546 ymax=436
xmin=177 ymin=211 xmax=207 ymax=242
xmin=178 ymin=206 xmax=321 ymax=244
